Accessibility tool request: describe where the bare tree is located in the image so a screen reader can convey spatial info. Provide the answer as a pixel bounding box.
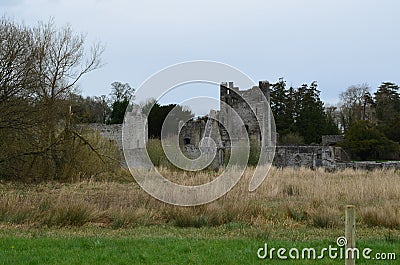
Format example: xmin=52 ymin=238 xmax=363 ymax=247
xmin=338 ymin=84 xmax=373 ymax=131
xmin=109 ymin=81 xmax=134 ymax=102
xmin=30 ymin=20 xmax=104 ymax=176
xmin=0 ymin=17 xmax=37 ymax=130
xmin=0 ymin=18 xmax=107 ymax=180
xmin=32 ymin=20 xmax=103 ymax=102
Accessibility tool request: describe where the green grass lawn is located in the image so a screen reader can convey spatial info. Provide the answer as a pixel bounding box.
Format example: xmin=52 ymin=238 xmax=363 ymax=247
xmin=0 ymin=226 xmax=398 ymax=264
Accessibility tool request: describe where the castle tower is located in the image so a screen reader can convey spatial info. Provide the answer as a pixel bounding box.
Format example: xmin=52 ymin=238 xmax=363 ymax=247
xmin=259 ymin=80 xmax=270 ymax=103
xmin=218 ymin=81 xmax=271 ymax=147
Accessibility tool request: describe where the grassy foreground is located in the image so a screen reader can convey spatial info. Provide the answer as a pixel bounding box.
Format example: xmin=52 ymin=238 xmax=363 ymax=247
xmin=1 ymin=167 xmax=399 ymax=229
xmin=0 ymin=167 xmax=399 ymax=264
xmin=0 ymin=226 xmax=399 ymax=265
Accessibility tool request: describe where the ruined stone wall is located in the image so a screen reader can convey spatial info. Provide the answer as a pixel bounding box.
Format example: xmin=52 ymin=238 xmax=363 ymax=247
xmin=82 ymin=82 xmax=399 ymax=171
xmin=84 ymin=108 xmax=148 ymax=151
xmin=86 ymin=123 xmax=400 ymax=171
xmin=273 ymin=145 xmax=400 ymax=170
xmin=123 ymin=106 xmax=148 ymax=149
xmin=86 ymin=123 xmax=123 ymax=149
xmin=335 ymin=161 xmax=400 ymax=170
xmin=322 ymin=135 xmax=345 ymax=146
xmin=274 ymin=146 xmax=336 ymax=169
xmin=179 ymin=118 xmax=205 ymax=147
xmin=218 ymin=81 xmax=271 ymax=146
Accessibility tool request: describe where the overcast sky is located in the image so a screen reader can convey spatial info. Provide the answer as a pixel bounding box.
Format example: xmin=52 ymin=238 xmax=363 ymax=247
xmin=2 ymin=0 xmax=400 ymax=113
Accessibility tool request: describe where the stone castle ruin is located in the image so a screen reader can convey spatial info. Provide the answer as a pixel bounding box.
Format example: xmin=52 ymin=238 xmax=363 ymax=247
xmin=88 ymin=80 xmax=400 ymax=170
xmin=220 ymin=80 xmax=271 ymax=146
xmin=178 ymin=81 xmax=272 ymax=165
xmin=178 ymin=80 xmax=346 ymax=169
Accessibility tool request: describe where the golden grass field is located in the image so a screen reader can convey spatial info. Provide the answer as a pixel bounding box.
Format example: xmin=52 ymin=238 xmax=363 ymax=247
xmin=0 ymin=167 xmax=399 ymax=230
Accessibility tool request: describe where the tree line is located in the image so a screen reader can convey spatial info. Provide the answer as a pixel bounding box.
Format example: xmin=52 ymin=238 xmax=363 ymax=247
xmin=270 ymin=78 xmax=339 ymax=144
xmin=70 ymin=82 xmax=194 ymax=139
xmin=116 ymin=77 xmax=399 ymax=161
xmin=337 ymin=82 xmax=400 ymax=160
xmin=270 ymin=78 xmax=400 ymax=160
xmin=1 ymin=17 xmax=399 ymax=182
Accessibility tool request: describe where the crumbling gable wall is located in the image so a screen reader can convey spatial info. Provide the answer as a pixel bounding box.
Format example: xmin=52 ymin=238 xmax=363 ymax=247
xmin=218 ymin=81 xmax=270 ymax=146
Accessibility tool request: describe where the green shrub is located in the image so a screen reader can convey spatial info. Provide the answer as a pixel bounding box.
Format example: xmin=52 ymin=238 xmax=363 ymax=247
xmin=279 ymin=132 xmax=305 ymax=145
xmin=0 ymin=126 xmax=121 ymax=182
xmin=341 ymin=120 xmax=400 ymax=160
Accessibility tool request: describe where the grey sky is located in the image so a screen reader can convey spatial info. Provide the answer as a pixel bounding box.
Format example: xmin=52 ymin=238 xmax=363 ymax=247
xmin=2 ymin=0 xmax=400 ymax=113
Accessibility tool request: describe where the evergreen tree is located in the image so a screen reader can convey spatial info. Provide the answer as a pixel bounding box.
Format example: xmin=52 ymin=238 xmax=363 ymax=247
xmin=295 ymin=82 xmax=328 ymax=143
xmin=270 ymin=79 xmax=339 ymax=144
xmin=341 ymin=120 xmax=399 ymax=160
xmin=109 ymin=82 xmax=134 ymax=124
xmin=325 ymin=106 xmax=341 ymax=135
xmin=143 ymin=100 xmax=194 ymax=139
xmin=374 ymin=82 xmax=400 ymax=122
xmin=270 ymin=78 xmax=294 ymax=135
xmin=374 ymin=82 xmax=400 ymax=142
xmin=110 ymin=99 xmax=129 ymax=124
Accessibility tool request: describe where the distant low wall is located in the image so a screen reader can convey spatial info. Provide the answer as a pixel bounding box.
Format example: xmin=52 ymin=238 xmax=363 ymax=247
xmin=336 ymin=161 xmax=400 ymax=170
xmin=85 ymin=123 xmax=123 ymax=149
xmin=83 ymin=124 xmax=400 ymax=171
xmin=322 ymin=135 xmax=344 ymax=146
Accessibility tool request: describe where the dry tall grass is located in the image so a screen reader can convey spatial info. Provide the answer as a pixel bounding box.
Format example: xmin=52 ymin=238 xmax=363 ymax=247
xmin=0 ymin=167 xmax=399 ymax=229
